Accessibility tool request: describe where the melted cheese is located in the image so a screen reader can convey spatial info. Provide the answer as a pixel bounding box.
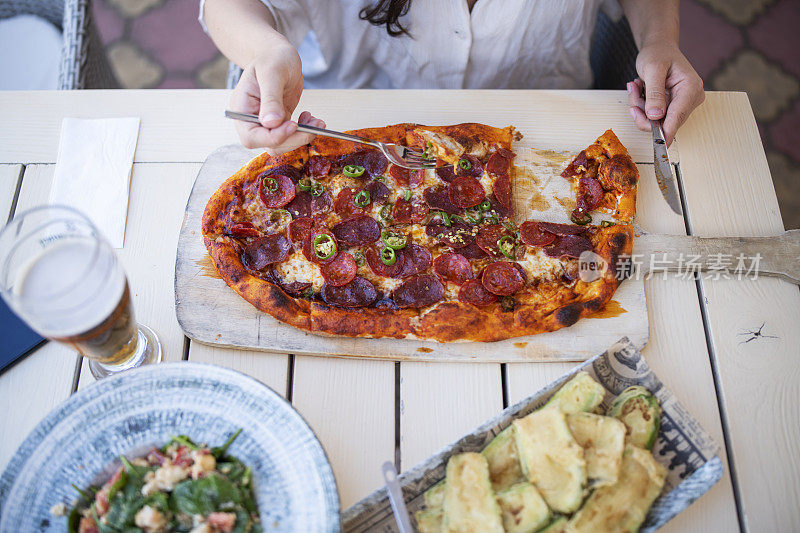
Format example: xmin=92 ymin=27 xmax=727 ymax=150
xmin=518 ymin=248 xmax=566 ymax=283
xmin=479 ymin=169 xmax=494 ymax=196
xmin=274 ymin=251 xmax=325 ymax=290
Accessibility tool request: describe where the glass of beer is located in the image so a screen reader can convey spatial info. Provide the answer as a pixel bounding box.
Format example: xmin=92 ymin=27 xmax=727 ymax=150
xmin=0 ymin=205 xmax=161 ymax=379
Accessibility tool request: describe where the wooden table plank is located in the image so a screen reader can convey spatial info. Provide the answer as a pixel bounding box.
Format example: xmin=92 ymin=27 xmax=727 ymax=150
xmin=290 ymin=356 xmax=395 ymax=508
xmin=505 ymin=163 xmax=739 ymax=532
xmin=0 ymin=90 xmax=676 ymax=165
xmin=0 ymin=165 xmax=78 ymax=471
xmin=399 ymin=363 xmax=502 ymax=471
xmin=679 ymin=92 xmax=800 ymax=531
xmin=187 ymin=344 xmax=289 ymax=398
xmin=74 ymin=163 xmax=201 ymax=388
xmin=0 ymin=164 xmax=21 ymax=222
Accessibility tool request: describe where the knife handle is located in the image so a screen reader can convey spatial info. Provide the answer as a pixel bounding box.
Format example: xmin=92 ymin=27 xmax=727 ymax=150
xmin=634 ymin=231 xmax=800 ymax=285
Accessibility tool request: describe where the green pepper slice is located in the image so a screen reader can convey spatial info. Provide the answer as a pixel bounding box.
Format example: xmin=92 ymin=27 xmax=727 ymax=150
xmin=313 ymin=233 xmax=337 ymax=260
xmin=353 ymin=189 xmax=371 ymax=207
xmin=403 ymin=189 xmax=412 ymax=201
xmin=380 ymin=203 xmax=393 ymax=222
xmin=381 ymin=230 xmax=407 ymax=250
xmin=433 ymin=210 xmax=452 ymax=227
xmin=464 ymin=207 xmax=483 ymax=225
xmin=380 ymin=246 xmax=397 ymax=266
xmin=458 ymin=158 xmax=472 ymax=170
xmin=479 ymin=199 xmax=492 ymax=211
xmin=497 ymin=235 xmax=516 ymax=259
xmin=263 ymin=177 xmax=279 ymax=192
xmin=309 ymin=181 xmax=324 ymax=197
xmin=297 ymin=178 xmax=313 ymax=191
xmin=600 ymin=220 xmax=616 ymax=228
xmin=343 ymin=164 xmax=365 ymax=178
xmin=570 ymin=212 xmax=592 ymax=225
xmin=353 ymin=251 xmax=365 ymax=266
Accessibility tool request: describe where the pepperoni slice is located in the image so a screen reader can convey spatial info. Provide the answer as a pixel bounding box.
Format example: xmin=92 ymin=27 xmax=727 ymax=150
xmin=476 ymin=224 xmax=511 ymax=259
xmin=537 ymin=222 xmax=587 ymax=236
xmin=455 ymin=154 xmax=483 ymax=178
xmin=303 ymin=156 xmax=332 ymax=179
xmin=302 ymin=229 xmax=338 ymax=264
xmin=331 ymin=215 xmax=381 ymax=246
xmin=389 ymin=165 xmax=424 ymax=188
xmin=398 ymin=243 xmax=433 ymax=278
xmin=449 ymin=176 xmax=485 ymax=209
xmin=459 ymin=241 xmax=488 ymax=259
xmin=392 ymin=274 xmax=444 ymax=309
xmin=575 ymin=176 xmax=603 ymax=215
xmin=488 ymin=194 xmax=511 ymax=219
xmin=259 ymin=174 xmax=296 ymax=208
xmin=259 ymin=165 xmax=302 ymax=183
xmin=492 ymin=173 xmax=512 ymax=210
xmin=321 ymin=276 xmax=378 ymax=308
xmin=241 ymin=234 xmax=291 ymax=271
xmin=227 ymin=222 xmax=260 ymax=238
xmin=543 ymin=234 xmax=593 ymax=259
xmin=365 ymin=180 xmax=390 ymax=204
xmin=366 ymin=246 xmax=406 ymax=278
xmin=423 ymin=185 xmax=460 ymax=214
xmin=334 ymin=187 xmax=366 ymax=219
xmin=519 ymin=221 xmax=557 ymax=247
xmin=436 ymin=160 xmax=457 ymax=182
xmin=320 ymin=253 xmax=358 ymax=287
xmin=392 ymin=198 xmax=429 ymax=223
xmin=363 ymin=150 xmax=389 ymax=177
xmin=286 ymin=190 xmax=332 ymax=218
xmin=287 ymin=216 xmax=314 ymax=244
xmin=425 ymin=222 xmax=472 ymax=249
xmin=433 ymin=253 xmax=474 ymax=285
xmin=459 ymin=279 xmax=498 ymax=306
xmin=561 ymin=150 xmax=590 ymax=179
xmin=482 ymin=261 xmax=524 ymax=296
xmin=486 ymin=148 xmax=514 ymax=176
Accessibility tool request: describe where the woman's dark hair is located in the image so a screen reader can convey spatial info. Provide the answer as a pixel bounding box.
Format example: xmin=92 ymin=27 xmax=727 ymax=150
xmin=359 ymin=0 xmax=413 ymax=36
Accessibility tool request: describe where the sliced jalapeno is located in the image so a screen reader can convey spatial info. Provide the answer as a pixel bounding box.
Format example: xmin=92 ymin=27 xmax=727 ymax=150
xmin=309 ymin=181 xmax=324 ymax=197
xmin=497 ymin=236 xmax=516 ymax=259
xmin=353 ymin=189 xmax=371 ymax=207
xmin=403 ymin=189 xmax=412 ymax=201
xmin=381 ymin=230 xmax=407 ymax=250
xmin=464 ymin=207 xmax=483 ymax=225
xmin=342 ymin=164 xmax=365 ymax=178
xmin=352 ymin=251 xmax=365 ymax=266
xmin=479 ymin=199 xmax=492 ymax=211
xmin=269 ymin=209 xmax=292 ymax=224
xmin=601 ymin=220 xmax=616 ymax=228
xmin=458 ymin=158 xmax=472 ymax=170
xmin=570 ymin=212 xmax=592 ymax=225
xmin=313 ymin=233 xmax=337 ymax=260
xmin=433 ymin=210 xmax=452 ymax=227
xmin=297 ymin=178 xmax=313 ymax=192
xmin=380 ymin=246 xmax=397 ymax=266
xmin=263 ymin=177 xmax=279 ymax=192
xmin=380 ymin=203 xmax=393 ymax=221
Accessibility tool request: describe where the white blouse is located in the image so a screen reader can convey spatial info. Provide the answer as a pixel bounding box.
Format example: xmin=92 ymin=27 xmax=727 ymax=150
xmin=200 ymin=0 xmax=623 ymax=90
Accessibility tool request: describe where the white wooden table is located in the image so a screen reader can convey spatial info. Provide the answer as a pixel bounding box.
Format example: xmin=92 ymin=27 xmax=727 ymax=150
xmin=1 ymin=90 xmax=797 ymax=532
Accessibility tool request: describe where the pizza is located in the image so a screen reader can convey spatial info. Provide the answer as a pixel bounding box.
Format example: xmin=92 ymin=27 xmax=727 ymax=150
xmin=201 ymin=123 xmax=636 ymax=342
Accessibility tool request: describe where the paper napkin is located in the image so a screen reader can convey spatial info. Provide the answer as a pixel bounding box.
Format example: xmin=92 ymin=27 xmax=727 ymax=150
xmin=49 ymin=117 xmax=141 ymax=248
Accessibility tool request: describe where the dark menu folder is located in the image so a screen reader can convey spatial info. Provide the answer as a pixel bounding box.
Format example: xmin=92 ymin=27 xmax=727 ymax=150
xmin=0 ymin=298 xmax=46 ymax=373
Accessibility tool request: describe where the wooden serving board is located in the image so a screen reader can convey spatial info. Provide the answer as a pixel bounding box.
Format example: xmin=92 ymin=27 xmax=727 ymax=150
xmin=175 ymin=144 xmax=648 ymax=362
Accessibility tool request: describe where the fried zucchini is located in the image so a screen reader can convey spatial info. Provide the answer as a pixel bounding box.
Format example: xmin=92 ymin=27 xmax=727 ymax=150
xmin=607 ymin=386 xmax=661 ymax=450
xmin=495 ymin=482 xmax=551 ymax=533
xmin=416 ymin=507 xmax=443 ymax=533
xmin=566 ymin=412 xmax=626 ymax=487
xmin=425 ymin=480 xmax=446 ymax=509
xmin=482 ymin=425 xmax=526 ymax=492
xmin=442 ymin=453 xmax=504 ymax=533
xmin=513 ymin=407 xmax=587 ymax=514
xmin=539 ymin=516 xmax=568 ymax=533
xmin=567 ymin=445 xmax=667 ymax=533
xmin=545 ymin=372 xmax=606 ymax=414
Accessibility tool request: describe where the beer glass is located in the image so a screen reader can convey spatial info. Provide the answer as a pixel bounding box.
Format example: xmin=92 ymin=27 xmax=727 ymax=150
xmin=0 ymin=205 xmax=161 ymax=379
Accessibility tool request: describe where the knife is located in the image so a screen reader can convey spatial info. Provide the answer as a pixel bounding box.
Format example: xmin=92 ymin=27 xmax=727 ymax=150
xmin=650 ymin=119 xmax=683 ymax=215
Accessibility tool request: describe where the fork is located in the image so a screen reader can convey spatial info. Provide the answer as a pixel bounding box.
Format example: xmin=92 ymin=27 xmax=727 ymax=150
xmin=224 ymin=110 xmax=437 ymax=169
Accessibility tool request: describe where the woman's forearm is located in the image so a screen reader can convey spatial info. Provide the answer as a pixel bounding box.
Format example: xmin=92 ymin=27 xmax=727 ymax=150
xmin=620 ymin=0 xmax=679 ymax=49
xmin=203 ymin=0 xmax=289 ymax=67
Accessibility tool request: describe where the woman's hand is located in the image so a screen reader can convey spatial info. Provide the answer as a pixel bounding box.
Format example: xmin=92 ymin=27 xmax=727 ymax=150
xmin=229 ymin=44 xmax=325 ymax=153
xmin=627 ymin=42 xmax=705 ymax=146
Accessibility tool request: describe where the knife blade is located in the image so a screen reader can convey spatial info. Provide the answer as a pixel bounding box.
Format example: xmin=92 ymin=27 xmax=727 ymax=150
xmin=650 ymin=119 xmax=683 ymax=215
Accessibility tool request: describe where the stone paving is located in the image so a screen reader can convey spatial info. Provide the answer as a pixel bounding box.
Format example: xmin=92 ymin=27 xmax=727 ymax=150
xmin=93 ymin=0 xmax=799 ymax=228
